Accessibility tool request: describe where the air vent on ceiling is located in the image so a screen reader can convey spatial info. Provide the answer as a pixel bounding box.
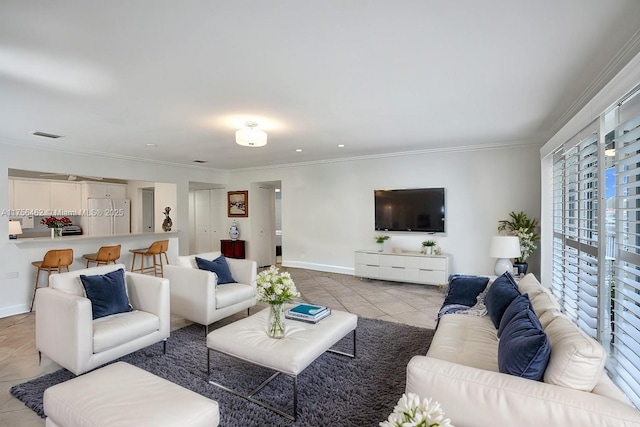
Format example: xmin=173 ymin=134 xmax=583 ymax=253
xmin=31 ymin=131 xmax=62 ymax=139
xmin=192 ymin=160 xmax=208 ymax=164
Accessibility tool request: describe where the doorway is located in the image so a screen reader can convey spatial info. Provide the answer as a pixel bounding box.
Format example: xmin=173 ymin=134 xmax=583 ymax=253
xmin=142 ymin=188 xmax=154 ymax=232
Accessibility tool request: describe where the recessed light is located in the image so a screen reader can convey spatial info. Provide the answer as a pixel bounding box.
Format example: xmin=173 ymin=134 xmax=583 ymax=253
xmin=146 ymin=143 xmax=158 ymax=147
xmin=31 ymin=131 xmax=62 ymax=139
xmin=296 ymin=149 xmax=302 ymax=152
xmin=337 ymin=144 xmax=345 ymax=148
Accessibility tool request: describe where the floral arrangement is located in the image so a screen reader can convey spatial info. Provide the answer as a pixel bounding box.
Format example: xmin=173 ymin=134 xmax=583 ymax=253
xmin=422 ymin=240 xmax=437 ymax=247
xmin=498 ymin=211 xmax=539 ymax=263
xmin=255 ymin=266 xmax=300 ymax=305
xmin=380 ymin=393 xmax=453 ymax=427
xmin=375 ymin=235 xmax=390 ymax=244
xmin=40 ymin=216 xmax=72 ymax=229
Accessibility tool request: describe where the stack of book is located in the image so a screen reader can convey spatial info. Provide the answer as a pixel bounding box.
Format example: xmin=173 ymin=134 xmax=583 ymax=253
xmin=285 ymin=303 xmax=332 ymax=323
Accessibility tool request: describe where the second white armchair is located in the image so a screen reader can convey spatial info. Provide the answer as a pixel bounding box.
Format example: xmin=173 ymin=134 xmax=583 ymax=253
xmin=164 ymin=251 xmax=257 ymax=334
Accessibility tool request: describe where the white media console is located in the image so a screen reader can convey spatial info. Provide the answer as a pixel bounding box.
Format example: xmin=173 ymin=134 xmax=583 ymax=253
xmin=354 ymin=250 xmax=449 ymax=286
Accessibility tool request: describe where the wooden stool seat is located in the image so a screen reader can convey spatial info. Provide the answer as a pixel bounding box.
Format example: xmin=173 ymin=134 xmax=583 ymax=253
xmin=82 ymin=245 xmax=121 ymax=267
xmin=129 ymin=240 xmax=169 ymax=277
xmin=31 ymin=249 xmax=73 ymax=312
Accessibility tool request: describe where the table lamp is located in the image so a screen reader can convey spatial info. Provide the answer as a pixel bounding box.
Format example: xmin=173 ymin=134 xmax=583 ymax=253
xmin=9 ymin=220 xmax=22 ymax=239
xmin=489 ymin=235 xmax=520 ymax=276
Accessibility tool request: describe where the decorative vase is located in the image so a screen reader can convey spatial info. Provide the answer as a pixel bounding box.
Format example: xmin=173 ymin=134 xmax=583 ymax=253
xmin=513 ymin=262 xmax=528 ymax=276
xmin=51 ymin=228 xmax=62 ymax=238
xmin=267 ymin=303 xmax=285 ymax=339
xmin=377 ymin=242 xmax=384 ymax=252
xmin=424 ymin=246 xmax=433 ymax=255
xmin=229 ymin=220 xmax=240 ymax=241
xmin=162 ymin=207 xmax=172 ymax=232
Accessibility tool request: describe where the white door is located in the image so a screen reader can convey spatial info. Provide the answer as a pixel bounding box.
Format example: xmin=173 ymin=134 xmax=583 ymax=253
xmin=194 ymin=189 xmax=211 ymax=253
xmin=209 ymin=188 xmax=225 ymax=251
xmin=252 ymin=186 xmax=276 ymax=267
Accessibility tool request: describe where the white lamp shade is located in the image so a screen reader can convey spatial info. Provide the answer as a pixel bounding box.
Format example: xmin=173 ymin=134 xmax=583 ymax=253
xmin=235 ymin=127 xmax=267 ymax=147
xmin=489 ymin=236 xmax=521 ymax=258
xmin=489 ymin=235 xmax=520 ymax=276
xmin=9 ymin=220 xmax=22 ymax=236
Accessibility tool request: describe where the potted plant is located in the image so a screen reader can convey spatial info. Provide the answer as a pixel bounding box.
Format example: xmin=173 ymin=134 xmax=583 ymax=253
xmin=374 ymin=235 xmax=389 ymax=252
xmin=497 ymin=211 xmax=539 ymax=275
xmin=422 ymin=240 xmax=437 ymax=255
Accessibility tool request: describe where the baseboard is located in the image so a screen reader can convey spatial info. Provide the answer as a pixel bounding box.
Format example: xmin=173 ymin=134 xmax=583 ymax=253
xmin=0 ymin=304 xmax=29 ymax=319
xmin=281 ymin=260 xmax=355 ymax=276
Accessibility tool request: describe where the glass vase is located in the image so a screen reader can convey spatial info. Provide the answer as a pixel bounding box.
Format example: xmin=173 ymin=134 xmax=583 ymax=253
xmin=267 ymin=303 xmax=285 ymax=339
xmin=51 ymin=228 xmax=62 ymax=238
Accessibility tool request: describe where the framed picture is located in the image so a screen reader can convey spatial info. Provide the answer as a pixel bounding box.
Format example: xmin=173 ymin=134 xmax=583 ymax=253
xmin=228 ymin=190 xmax=248 ymax=217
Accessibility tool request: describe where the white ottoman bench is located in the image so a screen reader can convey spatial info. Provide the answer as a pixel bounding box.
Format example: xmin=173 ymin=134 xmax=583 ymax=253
xmin=43 ymin=362 xmax=220 ymax=427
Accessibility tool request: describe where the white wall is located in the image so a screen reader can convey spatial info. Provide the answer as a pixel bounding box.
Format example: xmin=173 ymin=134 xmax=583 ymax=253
xmin=229 ymin=143 xmax=542 ymax=276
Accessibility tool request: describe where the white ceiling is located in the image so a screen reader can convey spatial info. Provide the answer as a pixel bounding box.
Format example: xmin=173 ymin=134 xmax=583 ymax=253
xmin=1 ymin=1 xmax=639 ymax=170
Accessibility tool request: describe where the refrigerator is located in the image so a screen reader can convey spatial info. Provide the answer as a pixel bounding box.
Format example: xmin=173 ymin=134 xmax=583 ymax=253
xmin=85 ymin=198 xmax=131 ymax=235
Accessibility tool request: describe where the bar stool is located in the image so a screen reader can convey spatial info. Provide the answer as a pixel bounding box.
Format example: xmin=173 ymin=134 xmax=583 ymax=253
xmin=129 ymin=240 xmax=169 ymax=277
xmin=82 ymin=245 xmax=121 ymax=267
xmin=31 ymin=249 xmax=73 ymax=312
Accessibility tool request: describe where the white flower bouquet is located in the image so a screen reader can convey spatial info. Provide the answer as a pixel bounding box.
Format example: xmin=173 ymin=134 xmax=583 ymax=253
xmin=380 ymin=393 xmax=453 ymax=427
xmin=255 ymin=266 xmax=300 ymax=305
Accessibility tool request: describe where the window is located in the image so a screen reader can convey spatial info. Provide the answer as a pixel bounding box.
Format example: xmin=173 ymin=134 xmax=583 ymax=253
xmin=552 ymin=87 xmax=640 ymax=408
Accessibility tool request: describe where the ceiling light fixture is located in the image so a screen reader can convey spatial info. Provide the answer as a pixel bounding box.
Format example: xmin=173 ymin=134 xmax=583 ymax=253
xmin=235 ymin=121 xmax=267 ymax=147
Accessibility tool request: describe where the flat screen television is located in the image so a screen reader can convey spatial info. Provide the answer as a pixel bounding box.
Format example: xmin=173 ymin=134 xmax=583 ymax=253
xmin=374 ymin=188 xmax=445 ymax=233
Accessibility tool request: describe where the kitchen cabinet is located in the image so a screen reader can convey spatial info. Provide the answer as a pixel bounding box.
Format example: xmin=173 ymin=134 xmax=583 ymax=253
xmin=50 ymin=182 xmax=82 ymax=212
xmin=13 ymin=180 xmax=50 ymax=212
xmin=8 ymin=179 xmax=13 ymax=210
xmin=83 ymin=182 xmax=127 ymax=199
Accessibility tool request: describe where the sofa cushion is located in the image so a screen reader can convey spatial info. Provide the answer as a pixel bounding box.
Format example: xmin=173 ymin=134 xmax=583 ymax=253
xmin=93 ymin=310 xmax=160 ymax=353
xmin=516 ymin=273 xmax=545 ymax=297
xmin=196 ymin=256 xmax=236 ymax=284
xmin=530 ymin=290 xmax=562 ymax=319
xmin=443 ymin=275 xmax=490 ymax=307
xmin=485 ymin=272 xmax=520 ymax=329
xmin=80 ymin=268 xmax=132 ymax=320
xmin=543 ymin=315 xmax=607 ymax=392
xmin=427 ymin=314 xmax=499 ymax=372
xmin=497 ymin=293 xmax=531 ymax=338
xmin=498 ymin=308 xmax=551 ymax=380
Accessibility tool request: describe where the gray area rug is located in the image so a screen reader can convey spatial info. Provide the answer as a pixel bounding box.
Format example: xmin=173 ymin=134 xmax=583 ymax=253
xmin=11 ymin=317 xmax=433 ymax=426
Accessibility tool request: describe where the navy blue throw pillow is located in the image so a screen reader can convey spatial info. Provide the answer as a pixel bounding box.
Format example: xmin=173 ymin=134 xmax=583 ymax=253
xmin=195 ymin=256 xmax=236 ymax=284
xmin=80 ymin=268 xmax=132 ymax=320
xmin=498 ymin=308 xmax=551 ymax=381
xmin=443 ymin=275 xmax=490 ymax=307
xmin=498 ymin=293 xmax=532 ymax=338
xmin=485 ymin=272 xmax=520 ymax=329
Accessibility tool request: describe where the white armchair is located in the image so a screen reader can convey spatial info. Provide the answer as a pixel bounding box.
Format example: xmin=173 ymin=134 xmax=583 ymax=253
xmin=164 ymin=251 xmax=257 ymax=335
xmin=35 ymin=264 xmax=170 ymax=376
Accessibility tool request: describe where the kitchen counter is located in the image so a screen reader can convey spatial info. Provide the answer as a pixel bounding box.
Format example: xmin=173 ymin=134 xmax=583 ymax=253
xmin=11 ymin=231 xmax=179 ymax=245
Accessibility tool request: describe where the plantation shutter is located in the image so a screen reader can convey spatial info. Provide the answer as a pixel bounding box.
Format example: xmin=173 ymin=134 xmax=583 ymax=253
xmin=551 ymin=124 xmax=599 ymax=339
xmin=611 ymin=100 xmax=640 ymax=406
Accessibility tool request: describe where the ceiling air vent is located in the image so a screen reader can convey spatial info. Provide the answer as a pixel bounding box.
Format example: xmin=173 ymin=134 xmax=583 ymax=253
xmin=31 ymin=131 xmax=62 ymax=139
xmin=192 ymin=160 xmax=208 ymax=164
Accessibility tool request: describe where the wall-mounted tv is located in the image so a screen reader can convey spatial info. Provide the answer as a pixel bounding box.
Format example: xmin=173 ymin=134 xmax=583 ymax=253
xmin=374 ymin=188 xmax=445 ymax=233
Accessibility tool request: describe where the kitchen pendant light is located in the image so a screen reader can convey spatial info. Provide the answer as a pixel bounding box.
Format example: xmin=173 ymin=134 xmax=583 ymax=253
xmin=235 ymin=121 xmax=267 ymax=147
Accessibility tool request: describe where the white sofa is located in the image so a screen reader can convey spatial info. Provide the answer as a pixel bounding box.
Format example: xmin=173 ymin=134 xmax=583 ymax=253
xmin=35 ymin=264 xmax=170 ymax=376
xmin=406 ymin=273 xmax=640 ymax=427
xmin=163 ymin=251 xmax=257 ymax=334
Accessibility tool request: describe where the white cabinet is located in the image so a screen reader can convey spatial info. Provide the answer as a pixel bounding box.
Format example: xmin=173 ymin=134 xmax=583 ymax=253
xmin=13 ymin=180 xmax=51 ymax=211
xmin=50 ymin=182 xmax=82 ymax=212
xmin=354 ymin=250 xmax=449 ymax=286
xmin=83 ymin=182 xmax=127 ymax=199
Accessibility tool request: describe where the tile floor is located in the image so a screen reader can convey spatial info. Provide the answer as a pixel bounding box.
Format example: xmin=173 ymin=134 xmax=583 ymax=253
xmin=0 ymin=267 xmax=445 ymax=426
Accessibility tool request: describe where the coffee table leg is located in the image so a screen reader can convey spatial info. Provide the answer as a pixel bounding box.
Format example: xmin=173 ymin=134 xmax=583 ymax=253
xmin=327 ymin=328 xmax=357 ymax=358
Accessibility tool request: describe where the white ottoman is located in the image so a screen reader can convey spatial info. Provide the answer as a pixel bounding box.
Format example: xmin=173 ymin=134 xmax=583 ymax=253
xmin=43 ymin=362 xmax=219 ymax=427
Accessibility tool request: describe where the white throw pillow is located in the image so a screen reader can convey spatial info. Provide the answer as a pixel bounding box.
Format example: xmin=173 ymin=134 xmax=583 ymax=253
xmin=543 ymin=315 xmax=606 ymax=391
